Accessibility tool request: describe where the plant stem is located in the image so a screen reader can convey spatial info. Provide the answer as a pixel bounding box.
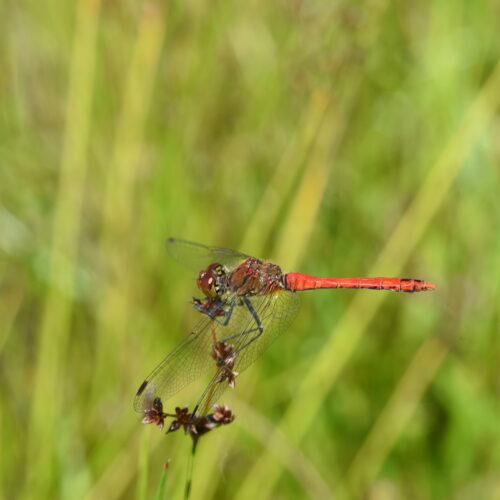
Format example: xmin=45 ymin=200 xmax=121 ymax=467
xmin=184 ymin=438 xmax=199 ymax=500
xmin=155 ymin=463 xmax=169 ymax=500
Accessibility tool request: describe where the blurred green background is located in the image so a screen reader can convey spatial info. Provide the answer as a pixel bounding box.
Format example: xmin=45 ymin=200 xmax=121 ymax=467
xmin=1 ymin=0 xmax=499 ymax=498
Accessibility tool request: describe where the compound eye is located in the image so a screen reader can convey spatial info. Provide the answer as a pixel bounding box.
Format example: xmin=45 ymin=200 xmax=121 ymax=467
xmin=197 ymin=269 xmax=217 ymax=298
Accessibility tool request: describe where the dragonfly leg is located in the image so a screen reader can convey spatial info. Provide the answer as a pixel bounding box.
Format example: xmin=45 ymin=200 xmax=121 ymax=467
xmin=193 ymin=297 xmax=227 ymax=319
xmin=219 ymin=326 xmax=260 ymax=344
xmin=194 ymin=296 xmax=261 ymax=341
xmin=193 ymin=297 xmax=240 ymax=326
xmin=216 ymin=298 xmax=238 ymax=327
xmin=206 ymin=297 xmax=260 ymax=334
xmin=218 ymin=297 xmax=264 ymax=350
xmin=233 ymin=297 xmax=263 ymax=353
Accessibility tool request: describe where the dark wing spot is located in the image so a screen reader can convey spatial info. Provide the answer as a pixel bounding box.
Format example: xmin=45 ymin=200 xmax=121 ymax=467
xmin=136 ymin=380 xmax=148 ymax=396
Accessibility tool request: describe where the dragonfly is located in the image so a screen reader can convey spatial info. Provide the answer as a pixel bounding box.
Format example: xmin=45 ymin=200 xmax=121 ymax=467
xmin=135 ymin=238 xmax=436 ymax=421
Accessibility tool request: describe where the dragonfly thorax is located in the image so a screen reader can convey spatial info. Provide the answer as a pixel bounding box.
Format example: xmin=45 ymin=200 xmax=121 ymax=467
xmin=197 ymin=263 xmax=228 ymax=299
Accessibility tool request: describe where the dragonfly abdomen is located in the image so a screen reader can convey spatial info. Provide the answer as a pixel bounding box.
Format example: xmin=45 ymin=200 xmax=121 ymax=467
xmin=285 ymin=273 xmax=436 ymax=293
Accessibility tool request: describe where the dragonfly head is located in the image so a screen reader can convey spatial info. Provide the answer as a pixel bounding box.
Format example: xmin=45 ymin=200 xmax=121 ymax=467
xmin=197 ymin=263 xmax=226 ymax=298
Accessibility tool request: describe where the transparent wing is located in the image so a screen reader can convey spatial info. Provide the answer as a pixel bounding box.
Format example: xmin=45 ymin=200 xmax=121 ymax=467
xmin=134 ymin=292 xmax=286 ymax=413
xmin=166 ymin=238 xmax=251 ymax=272
xmin=192 ymin=290 xmax=300 ymax=417
xmin=134 ymin=314 xmax=218 ymax=412
xmin=134 ymin=290 xmax=300 ymax=417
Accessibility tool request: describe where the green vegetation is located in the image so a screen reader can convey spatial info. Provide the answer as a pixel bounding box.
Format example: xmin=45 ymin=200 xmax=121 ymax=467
xmin=1 ymin=0 xmax=499 ymax=498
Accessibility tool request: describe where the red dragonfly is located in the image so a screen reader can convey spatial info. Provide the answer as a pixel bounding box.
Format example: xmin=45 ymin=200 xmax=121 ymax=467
xmin=135 ymin=238 xmax=435 ymax=420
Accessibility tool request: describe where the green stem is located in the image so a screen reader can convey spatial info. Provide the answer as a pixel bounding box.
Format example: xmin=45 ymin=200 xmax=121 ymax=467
xmin=184 ymin=438 xmax=199 ymax=500
xmin=154 ymin=463 xmax=169 ymax=500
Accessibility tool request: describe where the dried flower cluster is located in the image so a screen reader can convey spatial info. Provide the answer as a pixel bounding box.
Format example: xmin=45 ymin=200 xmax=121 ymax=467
xmin=211 ymin=341 xmax=239 ymax=388
xmin=142 ymin=397 xmax=234 ymax=441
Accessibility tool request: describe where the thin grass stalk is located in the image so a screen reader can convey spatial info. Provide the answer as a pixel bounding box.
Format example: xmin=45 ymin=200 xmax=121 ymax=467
xmin=155 ymin=463 xmax=170 ymax=500
xmin=184 ymin=439 xmax=199 ymax=500
xmin=234 ymin=59 xmax=500 ymax=500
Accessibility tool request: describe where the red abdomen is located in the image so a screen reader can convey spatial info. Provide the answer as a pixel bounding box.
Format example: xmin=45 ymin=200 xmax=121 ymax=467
xmin=285 ymin=273 xmax=436 ymax=293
